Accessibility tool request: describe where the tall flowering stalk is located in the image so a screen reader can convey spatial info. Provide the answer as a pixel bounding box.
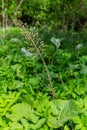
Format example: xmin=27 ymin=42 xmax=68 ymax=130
xmin=13 ymin=19 xmax=55 ymax=98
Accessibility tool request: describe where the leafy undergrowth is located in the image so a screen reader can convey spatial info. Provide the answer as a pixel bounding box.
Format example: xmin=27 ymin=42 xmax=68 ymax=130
xmin=0 ymin=27 xmax=87 ymax=129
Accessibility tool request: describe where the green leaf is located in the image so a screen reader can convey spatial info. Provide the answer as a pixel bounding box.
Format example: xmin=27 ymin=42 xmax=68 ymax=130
xmin=20 ymin=118 xmax=30 ymax=129
xmin=6 ymin=103 xmax=39 ymax=123
xmin=75 ymin=124 xmax=83 ymax=130
xmin=81 ymin=114 xmax=87 ymax=126
xmin=29 ymin=77 xmax=39 ymax=86
xmin=43 ymin=124 xmax=49 ymax=130
xmin=9 ymin=121 xmax=23 ymax=130
xmin=75 ymin=99 xmax=84 ymax=111
xmin=72 ymin=116 xmax=81 ymax=124
xmin=81 ymin=64 xmax=87 ymax=74
xmin=64 ymin=125 xmax=70 ymax=130
xmin=81 ymin=126 xmax=87 ymax=130
xmin=33 ymin=94 xmax=50 ymax=113
xmin=0 ymin=117 xmax=7 ymax=127
xmin=47 ymin=99 xmax=78 ymax=128
xmin=10 ymin=80 xmax=24 ymax=90
xmin=33 ymin=118 xmax=46 ymax=129
xmin=83 ymin=96 xmax=87 ymax=108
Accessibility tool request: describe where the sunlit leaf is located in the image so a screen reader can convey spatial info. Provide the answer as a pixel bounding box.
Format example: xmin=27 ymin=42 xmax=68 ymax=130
xmin=47 ymin=99 xmax=78 ymax=128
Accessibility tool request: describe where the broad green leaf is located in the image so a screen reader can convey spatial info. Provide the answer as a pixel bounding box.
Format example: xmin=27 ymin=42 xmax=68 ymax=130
xmin=6 ymin=103 xmax=39 ymax=123
xmin=47 ymin=99 xmax=78 ymax=128
xmin=51 ymin=99 xmax=78 ymax=117
xmin=47 ymin=115 xmax=64 ymax=128
xmin=51 ymin=102 xmax=59 ymax=115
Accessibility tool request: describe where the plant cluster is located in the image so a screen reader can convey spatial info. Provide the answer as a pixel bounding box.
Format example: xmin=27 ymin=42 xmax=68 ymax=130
xmin=0 ymin=26 xmax=87 ymax=129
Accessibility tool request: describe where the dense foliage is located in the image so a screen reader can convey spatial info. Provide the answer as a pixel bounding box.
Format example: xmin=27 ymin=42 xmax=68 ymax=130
xmin=0 ymin=0 xmax=87 ymax=129
xmin=0 ymin=0 xmax=87 ymax=30
xmin=0 ymin=26 xmax=87 ymax=129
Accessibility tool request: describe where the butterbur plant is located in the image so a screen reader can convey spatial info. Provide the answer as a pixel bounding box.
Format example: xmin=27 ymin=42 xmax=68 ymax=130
xmin=1 ymin=24 xmax=87 ymax=129
xmin=13 ymin=19 xmax=55 ymax=98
